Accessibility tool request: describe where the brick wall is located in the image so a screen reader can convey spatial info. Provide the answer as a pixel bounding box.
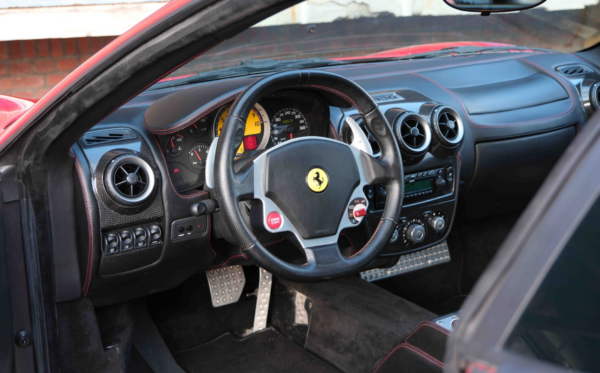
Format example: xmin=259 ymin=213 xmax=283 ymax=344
xmin=0 ymin=36 xmax=116 ymax=100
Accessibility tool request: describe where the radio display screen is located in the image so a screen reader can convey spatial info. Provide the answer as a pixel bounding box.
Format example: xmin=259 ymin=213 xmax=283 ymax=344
xmin=405 ymin=178 xmax=433 ymax=194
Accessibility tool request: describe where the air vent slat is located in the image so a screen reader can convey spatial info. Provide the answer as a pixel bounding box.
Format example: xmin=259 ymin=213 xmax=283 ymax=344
xmin=557 ymin=64 xmax=593 ymax=77
xmin=81 ymin=128 xmax=137 ymax=146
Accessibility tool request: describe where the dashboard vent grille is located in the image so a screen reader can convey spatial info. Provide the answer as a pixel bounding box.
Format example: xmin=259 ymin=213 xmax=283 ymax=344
xmin=400 ymin=117 xmax=427 ymax=149
xmin=359 ymin=121 xmax=381 ymax=155
xmin=82 ymin=128 xmax=136 ymax=146
xmin=113 ymin=163 xmax=149 ymax=198
xmin=557 ymin=65 xmax=593 ymax=77
xmin=438 ymin=111 xmax=459 ymax=141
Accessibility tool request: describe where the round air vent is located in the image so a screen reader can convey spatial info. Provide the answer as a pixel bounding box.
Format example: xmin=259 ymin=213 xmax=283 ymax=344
xmin=430 ymin=106 xmax=464 ymax=148
xmin=104 ymin=154 xmax=156 ymax=206
xmin=393 ymin=112 xmax=431 ymax=156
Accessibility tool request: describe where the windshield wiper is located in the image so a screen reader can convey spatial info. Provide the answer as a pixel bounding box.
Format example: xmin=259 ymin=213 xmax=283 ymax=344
xmin=148 ymin=58 xmax=352 ymax=90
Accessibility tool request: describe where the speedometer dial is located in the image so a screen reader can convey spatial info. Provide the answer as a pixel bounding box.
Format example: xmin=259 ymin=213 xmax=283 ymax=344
xmin=270 ymin=108 xmax=308 ymax=144
xmin=214 ymin=103 xmax=270 ymax=157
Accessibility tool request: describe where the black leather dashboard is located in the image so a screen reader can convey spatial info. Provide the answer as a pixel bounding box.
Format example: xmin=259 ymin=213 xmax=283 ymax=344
xmin=67 ymin=51 xmax=593 ymax=304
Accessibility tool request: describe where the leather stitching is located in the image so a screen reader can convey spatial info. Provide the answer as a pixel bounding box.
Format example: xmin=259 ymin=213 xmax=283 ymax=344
xmin=70 ymin=152 xmax=94 ymax=297
xmin=373 ymin=343 xmax=445 ymax=372
xmin=348 ymin=220 xmax=382 ymax=258
xmin=351 ymin=52 xmax=546 ymax=82
xmin=405 ymin=322 xmax=450 ymax=345
xmin=411 ymin=58 xmax=577 ymax=128
xmin=145 ymin=92 xmax=241 ymax=134
xmin=152 ymin=135 xmax=208 ymax=199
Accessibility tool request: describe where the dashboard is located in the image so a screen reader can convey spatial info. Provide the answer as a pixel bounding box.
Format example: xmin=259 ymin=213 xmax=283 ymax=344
xmin=64 ymin=51 xmax=593 ymax=305
xmin=155 ymin=91 xmax=329 ymax=191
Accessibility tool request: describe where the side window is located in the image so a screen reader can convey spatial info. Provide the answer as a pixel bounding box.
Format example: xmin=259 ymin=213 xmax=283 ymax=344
xmin=505 ymin=198 xmax=600 ymax=371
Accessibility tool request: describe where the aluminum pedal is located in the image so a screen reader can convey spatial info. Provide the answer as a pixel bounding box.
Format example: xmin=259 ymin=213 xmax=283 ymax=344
xmin=253 ymin=268 xmax=273 ymax=332
xmin=294 ymin=291 xmax=309 ymax=325
xmin=206 ymin=265 xmax=245 ymax=307
xmin=360 ymin=241 xmax=451 ymax=282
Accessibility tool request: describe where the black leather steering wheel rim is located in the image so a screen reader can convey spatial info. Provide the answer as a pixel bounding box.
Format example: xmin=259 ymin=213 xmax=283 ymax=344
xmin=214 ymin=70 xmax=403 ymax=282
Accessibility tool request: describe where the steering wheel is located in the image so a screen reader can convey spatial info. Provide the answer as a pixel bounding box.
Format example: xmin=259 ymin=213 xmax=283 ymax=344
xmin=214 ymin=70 xmax=403 ymax=281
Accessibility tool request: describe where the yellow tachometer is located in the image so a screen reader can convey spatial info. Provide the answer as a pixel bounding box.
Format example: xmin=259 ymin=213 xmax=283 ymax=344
xmin=214 ymin=104 xmax=269 ymax=156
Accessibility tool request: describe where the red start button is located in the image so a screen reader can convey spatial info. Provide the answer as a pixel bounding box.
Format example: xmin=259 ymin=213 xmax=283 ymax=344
xmin=266 ymin=212 xmax=282 ymax=230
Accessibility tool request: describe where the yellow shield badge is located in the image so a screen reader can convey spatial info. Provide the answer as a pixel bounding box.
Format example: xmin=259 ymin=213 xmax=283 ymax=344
xmin=306 ymin=168 xmax=329 ymax=193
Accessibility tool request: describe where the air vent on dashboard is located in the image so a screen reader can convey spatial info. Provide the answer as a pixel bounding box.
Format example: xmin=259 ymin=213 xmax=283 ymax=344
xmin=393 ymin=112 xmax=431 ymax=156
xmin=341 ymin=117 xmax=381 ymax=156
xmin=114 ymin=163 xmax=149 ymax=198
xmin=82 ymin=128 xmax=136 ymax=146
xmin=557 ymin=64 xmax=593 ymax=77
xmin=430 ymin=106 xmax=464 ymax=159
xmin=104 ymin=154 xmax=156 ymax=206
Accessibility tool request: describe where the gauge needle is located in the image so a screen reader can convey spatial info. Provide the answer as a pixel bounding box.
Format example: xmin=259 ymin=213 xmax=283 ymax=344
xmin=194 ymin=149 xmax=202 ymax=161
xmin=290 ymin=133 xmax=293 ymax=139
xmin=171 ymin=139 xmax=175 ymax=148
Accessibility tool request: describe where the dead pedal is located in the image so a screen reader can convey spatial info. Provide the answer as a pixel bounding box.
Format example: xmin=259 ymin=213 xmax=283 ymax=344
xmin=206 ymin=265 xmax=245 ymax=307
xmin=360 ymin=240 xmax=451 ymax=282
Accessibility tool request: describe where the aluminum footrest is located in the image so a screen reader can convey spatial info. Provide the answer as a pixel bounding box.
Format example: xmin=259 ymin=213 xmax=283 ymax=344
xmin=360 ymin=241 xmax=451 ymax=282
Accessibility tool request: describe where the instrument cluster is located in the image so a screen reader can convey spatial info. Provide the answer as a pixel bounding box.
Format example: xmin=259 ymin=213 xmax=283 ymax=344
xmin=158 ymin=91 xmax=329 ymax=192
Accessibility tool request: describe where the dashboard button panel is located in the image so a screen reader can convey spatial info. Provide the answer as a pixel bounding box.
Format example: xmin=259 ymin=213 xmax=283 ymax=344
xmin=170 ymin=217 xmax=207 ymax=241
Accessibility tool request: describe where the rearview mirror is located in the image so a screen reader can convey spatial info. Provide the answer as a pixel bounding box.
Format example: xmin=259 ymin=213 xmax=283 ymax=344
xmin=443 ymin=0 xmax=545 ymax=13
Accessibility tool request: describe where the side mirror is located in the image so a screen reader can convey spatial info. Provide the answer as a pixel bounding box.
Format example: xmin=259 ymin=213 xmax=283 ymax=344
xmin=443 ymin=0 xmax=545 ymax=14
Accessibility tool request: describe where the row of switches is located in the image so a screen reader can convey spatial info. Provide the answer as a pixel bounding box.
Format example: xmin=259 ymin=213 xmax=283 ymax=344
xmin=104 ymin=225 xmax=162 ymax=256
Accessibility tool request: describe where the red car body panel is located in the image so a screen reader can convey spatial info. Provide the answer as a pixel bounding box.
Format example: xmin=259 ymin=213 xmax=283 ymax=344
xmin=333 ymin=41 xmax=512 ymax=60
xmin=0 ymin=95 xmax=35 ymax=129
xmin=0 ymin=0 xmax=195 ymax=148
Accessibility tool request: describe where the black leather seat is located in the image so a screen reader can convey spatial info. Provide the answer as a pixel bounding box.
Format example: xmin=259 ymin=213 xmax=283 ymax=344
xmin=374 ymin=321 xmax=449 ymax=373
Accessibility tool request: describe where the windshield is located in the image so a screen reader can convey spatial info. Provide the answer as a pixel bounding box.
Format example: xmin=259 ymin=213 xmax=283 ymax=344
xmin=158 ymin=0 xmax=600 ymax=85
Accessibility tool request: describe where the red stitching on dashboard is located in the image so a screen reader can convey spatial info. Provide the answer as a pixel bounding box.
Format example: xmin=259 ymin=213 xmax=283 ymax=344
xmin=145 ymin=92 xmax=241 ymax=134
xmin=264 ymin=238 xmax=285 ymax=246
xmin=374 ymin=343 xmax=445 ymax=372
xmin=152 ymin=135 xmax=207 ymax=199
xmin=208 ymin=253 xmax=249 ymax=269
xmin=350 ymin=52 xmax=545 ymax=81
xmin=71 ymin=153 xmax=94 ymax=297
xmin=411 ymin=59 xmax=577 ymax=129
xmin=208 ymin=214 xmax=216 ymax=258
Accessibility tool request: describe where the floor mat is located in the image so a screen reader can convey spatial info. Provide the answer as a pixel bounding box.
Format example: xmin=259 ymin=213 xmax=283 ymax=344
xmin=145 ymin=269 xmax=258 ymax=352
xmin=174 ymin=329 xmax=341 ymax=373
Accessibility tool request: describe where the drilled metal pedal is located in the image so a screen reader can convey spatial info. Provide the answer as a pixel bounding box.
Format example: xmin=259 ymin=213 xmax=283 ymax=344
xmin=206 ymin=265 xmax=245 ymax=307
xmin=294 ymin=291 xmax=309 ymax=325
xmin=360 ymin=241 xmax=451 ymax=282
xmin=253 ymin=268 xmax=273 ymax=332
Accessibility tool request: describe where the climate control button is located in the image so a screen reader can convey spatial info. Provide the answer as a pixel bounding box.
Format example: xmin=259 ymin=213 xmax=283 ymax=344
xmin=406 ymin=223 xmax=426 ymax=244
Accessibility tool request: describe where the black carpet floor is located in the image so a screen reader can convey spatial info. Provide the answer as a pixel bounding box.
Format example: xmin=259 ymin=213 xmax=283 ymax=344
xmin=145 ymin=269 xmax=259 ymax=353
xmin=375 ymin=212 xmax=520 ymax=315
xmin=174 ymin=328 xmax=341 ymax=373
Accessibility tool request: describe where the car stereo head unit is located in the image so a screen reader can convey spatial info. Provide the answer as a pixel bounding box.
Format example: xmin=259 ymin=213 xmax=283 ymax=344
xmin=372 ymin=166 xmax=453 ymax=209
xmin=404 ymin=167 xmax=451 ymax=201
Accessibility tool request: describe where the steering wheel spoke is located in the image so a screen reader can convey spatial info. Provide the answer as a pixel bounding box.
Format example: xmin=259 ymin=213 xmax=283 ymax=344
xmin=233 ymin=162 xmax=254 ymax=201
xmin=214 ymin=70 xmax=403 ymax=282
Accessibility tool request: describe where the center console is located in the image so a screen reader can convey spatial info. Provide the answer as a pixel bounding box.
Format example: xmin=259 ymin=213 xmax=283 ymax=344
xmin=340 ymin=91 xmax=463 ymax=269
